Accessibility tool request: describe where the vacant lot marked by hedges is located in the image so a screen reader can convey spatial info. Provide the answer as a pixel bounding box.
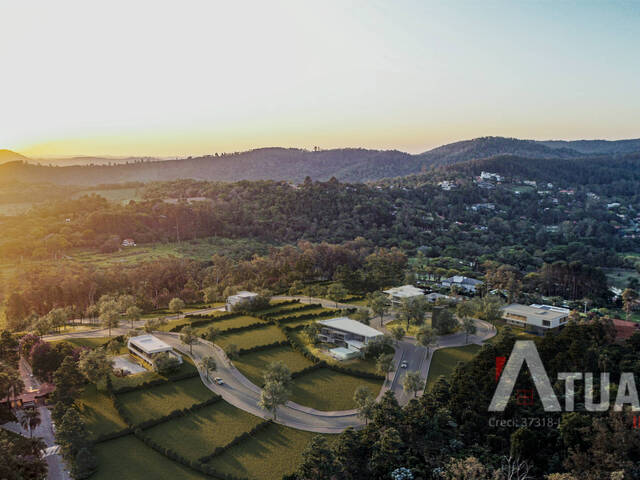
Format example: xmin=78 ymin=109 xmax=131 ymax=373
xmin=215 ymin=324 xmax=287 ymax=350
xmin=144 ymin=401 xmax=263 ymax=462
xmin=289 ymin=368 xmax=382 ymax=411
xmin=92 ymin=435 xmax=209 ymax=480
xmin=232 ymin=346 xmax=314 ymax=386
xmin=425 ymin=344 xmax=482 ymax=391
xmin=76 ymin=384 xmax=128 ymax=440
xmin=207 ymin=423 xmax=335 ymax=480
xmin=270 ymin=307 xmax=335 ymax=320
xmin=117 ymin=377 xmax=215 ymax=425
xmin=193 ymin=315 xmax=267 ymax=334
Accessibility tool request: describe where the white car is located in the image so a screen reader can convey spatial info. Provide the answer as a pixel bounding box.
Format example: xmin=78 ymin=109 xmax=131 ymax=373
xmin=214 ymin=377 xmax=224 ymax=385
xmin=400 ymin=361 xmax=408 ymax=369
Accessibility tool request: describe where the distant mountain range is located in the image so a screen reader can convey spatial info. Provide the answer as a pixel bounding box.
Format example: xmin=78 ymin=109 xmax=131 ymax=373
xmin=1 ymin=136 xmax=639 ymax=185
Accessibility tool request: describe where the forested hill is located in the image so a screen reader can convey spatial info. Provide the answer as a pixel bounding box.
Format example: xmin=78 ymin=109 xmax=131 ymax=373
xmin=1 ymin=136 xmax=639 ymax=185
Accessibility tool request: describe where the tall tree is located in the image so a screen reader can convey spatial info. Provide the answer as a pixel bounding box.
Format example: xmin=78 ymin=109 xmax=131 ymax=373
xmin=180 ymin=326 xmax=198 ymax=355
xmin=259 ymin=380 xmax=289 ymax=420
xmin=376 ymin=353 xmax=395 ymax=382
xmin=367 ymin=291 xmax=389 ymax=327
xmin=402 ymin=371 xmax=423 ymax=398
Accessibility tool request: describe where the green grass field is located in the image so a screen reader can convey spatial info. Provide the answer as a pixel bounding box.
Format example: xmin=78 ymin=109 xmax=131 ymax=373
xmin=76 ymin=384 xmax=128 ymax=440
xmin=425 ymin=344 xmax=482 ymax=391
xmin=215 ymin=325 xmax=287 ymax=350
xmin=144 ymin=401 xmax=264 ymax=461
xmin=193 ymin=315 xmax=267 ymax=335
xmin=48 ymin=337 xmax=113 ymax=349
xmin=207 ymin=424 xmax=333 ymax=480
xmin=289 ymin=368 xmax=382 ymax=411
xmin=232 ymin=345 xmax=314 ymax=386
xmin=270 ymin=307 xmax=334 ymax=320
xmin=117 ymin=377 xmax=216 ymax=425
xmin=92 ymin=435 xmax=209 ymax=480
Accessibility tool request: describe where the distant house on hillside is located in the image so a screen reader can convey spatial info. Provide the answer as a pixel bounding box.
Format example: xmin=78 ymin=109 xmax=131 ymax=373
xmin=226 ymin=291 xmax=259 ymax=311
xmin=122 ymin=238 xmax=136 ymax=247
xmin=441 ymin=276 xmax=483 ymax=293
xmin=127 ymin=335 xmax=183 ymax=370
xmin=501 ymin=304 xmax=570 ymax=335
xmin=383 ymin=285 xmax=424 ymax=306
xmin=316 ymin=317 xmax=383 ymax=359
xmin=480 ymin=171 xmax=504 ymax=182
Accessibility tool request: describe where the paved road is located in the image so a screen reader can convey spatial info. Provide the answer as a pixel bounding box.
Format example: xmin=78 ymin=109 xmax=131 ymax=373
xmin=1 ymin=406 xmax=71 ymax=480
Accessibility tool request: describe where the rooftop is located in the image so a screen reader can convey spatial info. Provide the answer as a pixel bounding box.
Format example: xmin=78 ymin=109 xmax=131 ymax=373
xmin=317 ymin=317 xmax=384 ymax=339
xmin=129 ymin=334 xmax=173 ymax=354
xmin=502 ymin=304 xmax=570 ymax=322
xmin=230 ymin=291 xmax=259 ymax=299
xmin=383 ymin=285 xmax=424 ymax=298
xmin=443 ymin=275 xmax=483 ymax=285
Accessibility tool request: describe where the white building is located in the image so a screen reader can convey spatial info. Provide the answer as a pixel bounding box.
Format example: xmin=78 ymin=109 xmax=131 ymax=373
xmin=480 ymin=171 xmax=504 ymax=182
xmin=438 ymin=180 xmax=456 ymax=191
xmin=127 ymin=335 xmax=183 ymax=369
xmin=501 ymin=304 xmax=570 ymax=334
xmin=441 ymin=276 xmax=483 ymax=293
xmin=317 ymin=317 xmax=383 ymax=358
xmin=426 ymin=292 xmax=455 ymax=303
xmin=383 ymin=285 xmax=424 ymax=306
xmin=225 ymin=291 xmax=259 ymax=311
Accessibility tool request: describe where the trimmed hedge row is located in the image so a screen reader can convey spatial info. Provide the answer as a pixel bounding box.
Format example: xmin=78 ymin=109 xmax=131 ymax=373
xmin=260 ymin=303 xmax=322 ymax=318
xmin=217 ymin=321 xmax=275 ymax=336
xmin=236 ymin=340 xmax=289 ymax=356
xmin=93 ymin=427 xmax=133 ymax=444
xmin=134 ymin=429 xmax=249 ymax=480
xmin=275 ymin=308 xmax=356 ymax=325
xmin=171 ymin=312 xmax=241 ymax=332
xmin=197 ymin=420 xmax=273 ymax=463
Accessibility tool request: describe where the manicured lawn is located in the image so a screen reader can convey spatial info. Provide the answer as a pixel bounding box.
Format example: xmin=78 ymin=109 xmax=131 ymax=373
xmin=117 ymin=377 xmax=215 ymax=425
xmin=193 ymin=315 xmax=267 ymax=335
xmin=289 ymin=368 xmax=382 ymax=411
xmin=215 ymin=325 xmax=286 ymax=350
xmin=92 ymin=435 xmax=209 ymax=480
xmin=76 ymin=384 xmax=128 ymax=440
xmin=207 ymin=424 xmax=334 ymax=480
xmin=425 ymin=344 xmax=482 ymax=391
xmin=233 ymin=346 xmax=314 ymax=385
xmin=48 ymin=337 xmax=112 ymax=349
xmin=254 ymin=302 xmax=303 ymax=315
xmin=278 ymin=318 xmax=315 ymax=329
xmin=270 ymin=307 xmax=334 ymax=320
xmin=145 ymin=401 xmax=263 ymax=461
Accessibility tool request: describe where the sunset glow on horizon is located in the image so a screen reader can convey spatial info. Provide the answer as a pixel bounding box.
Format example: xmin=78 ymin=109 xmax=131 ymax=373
xmin=2 ymin=0 xmax=639 ymax=157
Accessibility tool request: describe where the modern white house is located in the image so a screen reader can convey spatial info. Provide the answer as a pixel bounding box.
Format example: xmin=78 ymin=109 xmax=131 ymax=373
xmin=225 ymin=291 xmax=260 ymax=311
xmin=441 ymin=276 xmax=483 ymax=293
xmin=383 ymin=285 xmax=424 ymax=306
xmin=127 ymin=334 xmax=183 ymax=369
xmin=316 ymin=317 xmax=383 ymax=360
xmin=501 ymin=304 xmax=570 ymax=334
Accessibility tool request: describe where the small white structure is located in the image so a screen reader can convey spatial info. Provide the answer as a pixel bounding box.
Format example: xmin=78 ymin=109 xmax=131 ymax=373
xmin=127 ymin=334 xmax=183 ymax=369
xmin=383 ymin=285 xmax=424 ymax=306
xmin=329 ymin=347 xmax=360 ymax=361
xmin=480 ymin=171 xmax=504 ymax=182
xmin=426 ymin=292 xmax=455 ymax=303
xmin=122 ymin=238 xmax=136 ymax=247
xmin=317 ymin=317 xmax=383 ymax=356
xmin=441 ymin=276 xmax=483 ymax=293
xmin=501 ymin=304 xmax=570 ymax=334
xmin=225 ymin=291 xmax=259 ymax=311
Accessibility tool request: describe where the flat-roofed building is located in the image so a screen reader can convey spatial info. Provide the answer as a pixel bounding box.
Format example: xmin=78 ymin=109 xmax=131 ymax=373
xmin=316 ymin=317 xmax=383 ymax=357
xmin=501 ymin=304 xmax=570 ymax=334
xmin=226 ymin=291 xmax=260 ymax=311
xmin=127 ymin=334 xmax=183 ymax=369
xmin=383 ymin=285 xmax=424 ymax=306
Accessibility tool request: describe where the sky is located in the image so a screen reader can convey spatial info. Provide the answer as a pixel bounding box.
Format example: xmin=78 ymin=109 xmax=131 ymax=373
xmin=1 ymin=0 xmax=639 ymax=157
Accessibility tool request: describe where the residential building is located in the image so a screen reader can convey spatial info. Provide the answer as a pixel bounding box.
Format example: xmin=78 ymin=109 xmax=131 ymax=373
xmin=470 ymin=203 xmax=495 ymax=211
xmin=316 ymin=317 xmax=383 ymax=357
xmin=438 ymin=180 xmax=456 ymax=191
xmin=225 ymin=291 xmax=260 ymax=311
xmin=121 ymin=238 xmax=136 ymax=247
xmin=127 ymin=334 xmax=183 ymax=369
xmin=441 ymin=275 xmax=483 ymax=293
xmin=480 ymin=171 xmax=504 ymax=182
xmin=383 ymin=285 xmax=424 ymax=306
xmin=426 ymin=292 xmax=455 ymax=303
xmin=501 ymin=304 xmax=570 ymax=334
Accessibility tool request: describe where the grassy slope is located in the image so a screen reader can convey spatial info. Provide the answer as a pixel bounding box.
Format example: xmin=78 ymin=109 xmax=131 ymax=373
xmin=118 ymin=377 xmax=215 ymax=424
xmin=76 ymin=384 xmax=128 ymax=440
xmin=233 ymin=346 xmax=314 ymax=386
xmin=144 ymin=402 xmax=263 ymax=461
xmin=92 ymin=435 xmax=209 ymax=480
xmin=215 ymin=325 xmax=286 ymax=350
xmin=425 ymin=344 xmax=482 ymax=391
xmin=207 ymin=423 xmax=335 ymax=480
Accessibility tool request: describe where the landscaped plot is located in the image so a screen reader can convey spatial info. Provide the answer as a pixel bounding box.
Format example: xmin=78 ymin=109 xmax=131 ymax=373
xmin=425 ymin=344 xmax=482 ymax=391
xmin=92 ymin=435 xmax=209 ymax=480
xmin=145 ymin=401 xmax=263 ymax=461
xmin=207 ymin=423 xmax=334 ymax=480
xmin=289 ymin=368 xmax=382 ymax=411
xmin=271 ymin=307 xmax=334 ymax=320
xmin=232 ymin=345 xmax=314 ymax=385
xmin=254 ymin=302 xmax=302 ymax=315
xmin=215 ymin=325 xmax=286 ymax=350
xmin=278 ymin=318 xmax=316 ymax=329
xmin=117 ymin=377 xmax=215 ymax=425
xmin=110 ymin=357 xmax=197 ymax=391
xmin=76 ymin=384 xmax=128 ymax=440
xmin=193 ymin=315 xmax=266 ymax=334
